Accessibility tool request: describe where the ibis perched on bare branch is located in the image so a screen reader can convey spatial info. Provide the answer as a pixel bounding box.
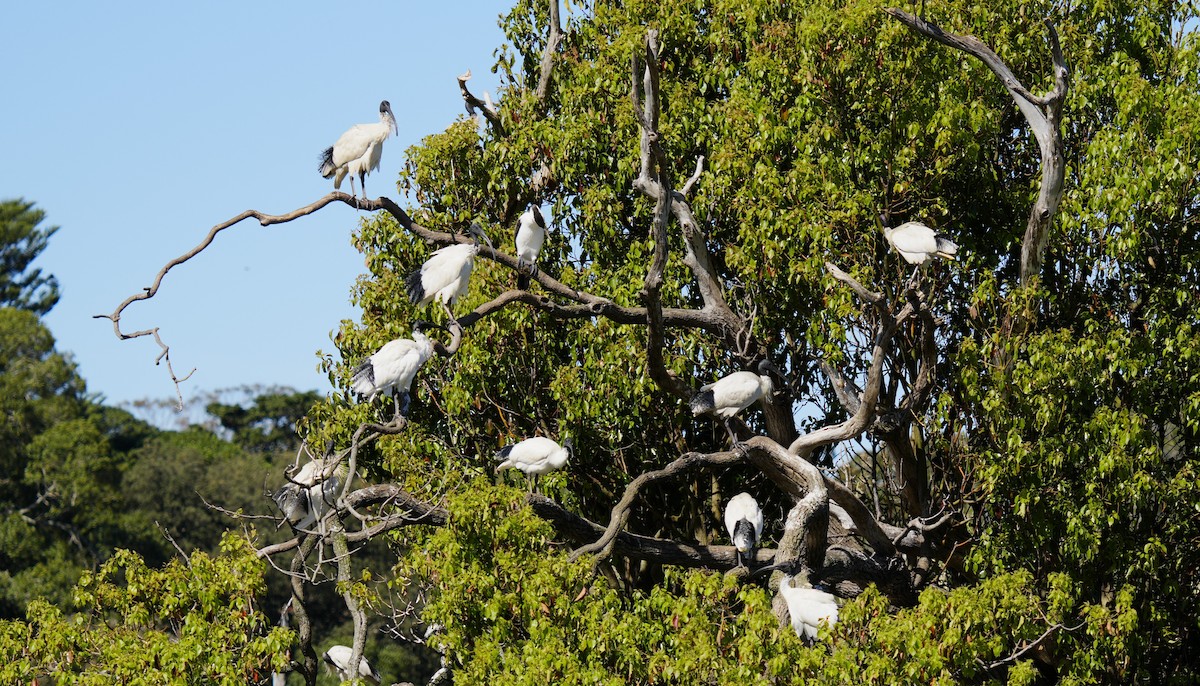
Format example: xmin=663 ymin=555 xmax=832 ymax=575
xmin=351 ymin=321 xmax=443 ymax=420
xmin=272 ymin=458 xmax=345 ymax=536
xmin=690 ymin=360 xmax=782 ymax=444
xmin=319 ymin=100 xmax=397 ymax=199
xmin=323 ymin=644 xmax=382 ymax=685
xmin=514 ymin=205 xmax=547 ymax=290
xmin=496 ymin=436 xmax=572 ymax=492
xmin=778 ymin=573 xmax=839 ymax=641
xmin=724 ymin=492 xmax=763 ymax=568
xmin=406 ymin=223 xmax=492 ymax=322
xmin=881 ymin=217 xmax=958 ymax=278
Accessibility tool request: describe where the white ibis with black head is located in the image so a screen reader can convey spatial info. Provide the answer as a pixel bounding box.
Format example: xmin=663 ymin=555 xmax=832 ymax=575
xmin=319 ymin=100 xmax=397 ymax=199
xmin=406 ymin=223 xmax=493 ymax=323
xmin=495 ymin=436 xmax=572 ymax=492
xmin=724 ymin=492 xmax=763 ymax=568
xmin=778 ymin=572 xmax=839 ymax=641
xmin=514 ymin=205 xmax=547 ymax=290
xmin=690 ymin=359 xmax=783 ymax=444
xmin=323 ymin=644 xmax=382 ymax=685
xmin=350 ymin=321 xmax=444 ymax=420
xmin=881 ymin=217 xmax=958 ymax=279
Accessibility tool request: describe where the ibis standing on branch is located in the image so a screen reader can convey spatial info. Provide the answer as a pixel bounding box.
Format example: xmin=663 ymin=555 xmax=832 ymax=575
xmin=319 ymin=100 xmax=397 ymax=199
xmin=495 ymin=436 xmax=572 ymax=492
xmin=778 ymin=573 xmax=839 ymax=642
xmin=406 ymin=223 xmax=493 ymax=322
xmin=351 ymin=321 xmax=443 ymax=420
xmin=690 ymin=359 xmax=782 ymax=444
xmin=514 ymin=205 xmax=547 ymax=290
xmin=724 ymin=492 xmax=764 ymax=568
xmin=323 ymin=644 xmax=382 ymax=685
xmin=881 ymin=217 xmax=958 ymax=279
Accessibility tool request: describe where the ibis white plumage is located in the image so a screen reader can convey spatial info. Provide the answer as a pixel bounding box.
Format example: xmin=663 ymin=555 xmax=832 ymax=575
xmin=323 ymin=644 xmax=382 ymax=685
xmin=351 ymin=321 xmax=442 ymax=419
xmin=690 ymin=359 xmax=781 ymax=444
xmin=778 ymin=574 xmax=839 ymax=641
xmin=272 ymin=458 xmax=345 ymax=535
xmin=406 ymin=223 xmax=493 ymax=322
xmin=724 ymin=492 xmax=764 ymax=568
xmin=514 ymin=205 xmax=547 ymax=290
xmin=319 ymin=100 xmax=397 ymax=199
xmin=495 ymin=436 xmax=572 ymax=492
xmin=881 ymin=219 xmax=958 ymax=268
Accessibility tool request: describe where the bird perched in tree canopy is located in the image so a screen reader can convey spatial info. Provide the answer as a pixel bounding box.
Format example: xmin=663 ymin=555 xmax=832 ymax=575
xmin=351 ymin=321 xmax=443 ymax=420
xmin=406 ymin=223 xmax=492 ymax=323
xmin=690 ymin=359 xmax=782 ymax=444
xmin=778 ymin=573 xmax=839 ymax=641
xmin=724 ymin=492 xmax=764 ymax=568
xmin=514 ymin=205 xmax=547 ymax=290
xmin=319 ymin=100 xmax=397 ymax=199
xmin=323 ymin=644 xmax=382 ymax=685
xmin=881 ymin=218 xmax=958 ymax=274
xmin=272 ymin=458 xmax=346 ymax=536
xmin=495 ymin=436 xmax=572 ymax=492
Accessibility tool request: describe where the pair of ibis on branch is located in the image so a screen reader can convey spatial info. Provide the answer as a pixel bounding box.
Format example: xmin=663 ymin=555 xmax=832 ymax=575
xmin=687 ymin=216 xmax=957 ymax=440
xmin=402 ymin=203 xmax=547 ymax=319
xmin=723 ymin=492 xmax=839 ymax=640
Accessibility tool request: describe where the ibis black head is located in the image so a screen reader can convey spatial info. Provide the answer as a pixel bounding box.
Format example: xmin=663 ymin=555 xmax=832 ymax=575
xmin=531 ymin=205 xmax=546 ymax=229
xmin=561 ymin=436 xmax=574 ymax=453
xmin=413 ymin=320 xmax=448 ymax=334
xmin=757 ymin=359 xmax=784 ymax=378
xmin=467 ymin=222 xmax=494 ymax=250
xmin=380 ymin=101 xmax=397 ymax=135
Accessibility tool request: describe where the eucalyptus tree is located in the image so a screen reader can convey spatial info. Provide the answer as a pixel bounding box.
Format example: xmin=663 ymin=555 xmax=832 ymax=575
xmin=89 ymin=0 xmax=1199 ymax=683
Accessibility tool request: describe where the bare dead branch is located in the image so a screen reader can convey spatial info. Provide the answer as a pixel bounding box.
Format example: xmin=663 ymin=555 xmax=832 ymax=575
xmin=457 ymin=69 xmax=503 ymax=132
xmin=680 ymin=156 xmax=705 ymax=197
xmin=568 ymin=448 xmax=745 ymax=562
xmin=535 ymin=0 xmax=563 ymax=103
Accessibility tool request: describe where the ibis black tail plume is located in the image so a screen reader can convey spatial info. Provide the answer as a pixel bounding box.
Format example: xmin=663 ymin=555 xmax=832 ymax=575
xmin=318 ymin=147 xmax=336 ymax=178
xmin=690 ymin=389 xmax=716 ymax=415
xmin=405 ymin=268 xmax=426 ymax=304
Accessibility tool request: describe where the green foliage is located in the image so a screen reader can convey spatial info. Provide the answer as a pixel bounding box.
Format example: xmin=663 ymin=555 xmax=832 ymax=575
xmin=0 ymin=198 xmax=60 ymax=315
xmin=0 ymin=532 xmax=290 ymax=685
xmin=322 ymin=0 xmax=1200 ymax=681
xmin=401 ymin=486 xmax=1122 ymax=683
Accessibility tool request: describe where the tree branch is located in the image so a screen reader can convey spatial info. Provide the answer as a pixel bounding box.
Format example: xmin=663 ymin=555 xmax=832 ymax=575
xmin=534 ymin=0 xmax=563 ymax=104
xmin=883 ymin=8 xmax=1069 ymax=289
xmin=568 ymin=448 xmax=745 ymax=561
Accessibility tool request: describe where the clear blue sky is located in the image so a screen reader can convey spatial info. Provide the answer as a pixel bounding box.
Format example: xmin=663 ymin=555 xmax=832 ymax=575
xmin=1 ymin=1 xmax=511 ymax=408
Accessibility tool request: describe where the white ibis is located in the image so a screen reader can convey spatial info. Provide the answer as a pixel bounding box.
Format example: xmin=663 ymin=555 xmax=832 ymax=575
xmin=319 ymin=100 xmax=397 ymax=199
xmin=778 ymin=573 xmax=839 ymax=641
xmin=495 ymin=436 xmax=572 ymax=492
xmin=323 ymin=644 xmax=381 ymax=685
xmin=350 ymin=321 xmax=443 ymax=419
xmin=514 ymin=205 xmax=547 ymax=290
xmin=406 ymin=223 xmax=492 ymax=322
xmin=724 ymin=492 xmax=764 ymax=568
xmin=690 ymin=359 xmax=782 ymax=444
xmin=881 ymin=218 xmax=958 ymax=278
xmin=272 ymin=458 xmax=344 ymax=536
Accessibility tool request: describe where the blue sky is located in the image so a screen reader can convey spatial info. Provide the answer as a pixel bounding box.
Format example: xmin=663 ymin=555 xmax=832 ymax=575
xmin=1 ymin=1 xmax=511 ymax=408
